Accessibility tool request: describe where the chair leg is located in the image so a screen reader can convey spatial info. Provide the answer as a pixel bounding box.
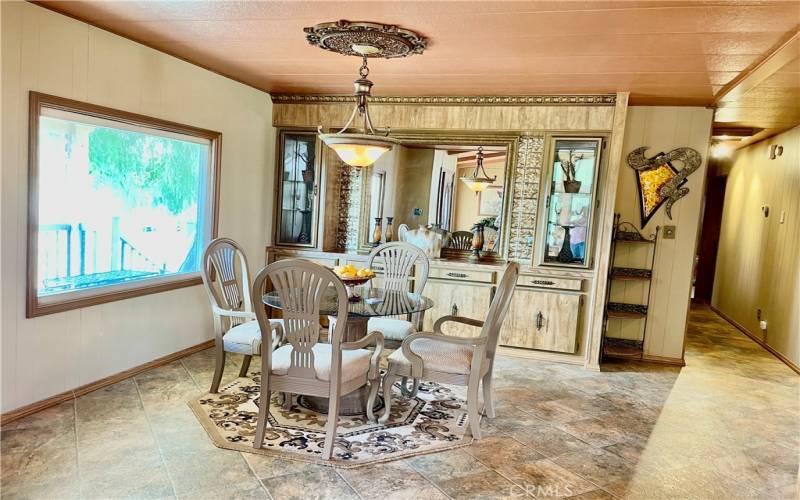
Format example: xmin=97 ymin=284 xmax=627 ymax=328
xmin=467 ymin=377 xmax=482 ymax=440
xmin=210 ymin=341 xmax=226 ymax=393
xmin=379 ymin=372 xmax=397 ymax=424
xmin=281 ymin=392 xmax=293 ymax=410
xmin=322 ymin=393 xmax=340 ymax=459
xmin=366 ymin=379 xmax=379 ymax=423
xmin=239 ymin=355 xmax=252 ymax=378
xmin=399 ymin=377 xmax=419 ymax=398
xmin=482 ymin=373 xmax=495 ymax=418
xmin=253 ymin=388 xmax=270 ymax=449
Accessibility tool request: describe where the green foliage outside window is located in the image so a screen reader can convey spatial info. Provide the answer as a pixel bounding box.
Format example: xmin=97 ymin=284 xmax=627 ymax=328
xmin=88 ymin=128 xmax=202 ymax=215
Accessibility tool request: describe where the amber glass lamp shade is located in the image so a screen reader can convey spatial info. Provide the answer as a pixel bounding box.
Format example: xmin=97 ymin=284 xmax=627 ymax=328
xmin=319 ymin=133 xmax=398 ymax=167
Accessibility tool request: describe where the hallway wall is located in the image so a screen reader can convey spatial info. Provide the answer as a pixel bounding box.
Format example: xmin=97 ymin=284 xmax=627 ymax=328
xmin=712 ymin=125 xmax=800 ymax=369
xmin=1 ymin=2 xmax=275 ymax=413
xmin=610 ymin=106 xmax=713 ymax=362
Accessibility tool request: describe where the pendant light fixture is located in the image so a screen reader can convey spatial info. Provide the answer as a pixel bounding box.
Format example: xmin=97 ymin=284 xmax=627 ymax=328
xmin=303 ymin=20 xmax=427 ymax=168
xmin=318 ymin=53 xmax=398 ymax=167
xmin=460 ymin=147 xmax=496 ymax=192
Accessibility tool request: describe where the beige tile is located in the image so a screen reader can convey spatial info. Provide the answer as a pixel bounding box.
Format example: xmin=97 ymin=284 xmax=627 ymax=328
xmin=407 ymin=448 xmax=488 ymax=481
xmin=262 ymin=469 xmax=359 ymax=500
xmin=243 ymin=452 xmax=327 ymax=480
xmin=437 ymin=469 xmax=519 ymax=499
xmin=502 ymin=458 xmax=596 ymax=498
xmin=552 ymin=448 xmax=635 ymax=488
xmin=0 ymin=400 xmax=75 ymax=431
xmin=463 ymin=435 xmax=545 ymax=469
xmin=554 ymin=418 xmax=628 ymax=447
xmin=511 ymin=424 xmax=592 ymax=458
xmin=338 ymin=461 xmax=432 ymax=500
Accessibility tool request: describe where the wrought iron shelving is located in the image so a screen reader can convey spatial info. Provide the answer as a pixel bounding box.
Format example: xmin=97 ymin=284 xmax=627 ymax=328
xmin=601 ymin=216 xmax=659 ymax=362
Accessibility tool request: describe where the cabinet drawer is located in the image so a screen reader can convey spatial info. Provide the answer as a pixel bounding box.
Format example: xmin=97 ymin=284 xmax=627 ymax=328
xmin=429 ymin=268 xmax=494 ymax=283
xmin=518 ymin=275 xmax=582 ymax=291
xmin=500 ymin=289 xmax=580 ymax=354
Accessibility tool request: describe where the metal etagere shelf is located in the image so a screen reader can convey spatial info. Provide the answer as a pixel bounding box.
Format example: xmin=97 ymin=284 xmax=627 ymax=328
xmin=601 ymin=214 xmax=660 ymax=361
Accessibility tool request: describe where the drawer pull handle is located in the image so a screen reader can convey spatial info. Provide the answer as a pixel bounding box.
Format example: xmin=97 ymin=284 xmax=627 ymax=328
xmin=447 ymin=272 xmax=468 ymax=278
xmin=532 ymin=280 xmax=555 ymax=286
xmin=452 ymin=304 xmax=459 ymax=316
xmin=535 ymin=312 xmax=544 ymax=331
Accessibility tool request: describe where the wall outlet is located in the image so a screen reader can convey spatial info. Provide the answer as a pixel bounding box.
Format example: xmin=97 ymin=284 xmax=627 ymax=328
xmin=759 ymin=320 xmax=768 ymax=330
xmin=662 ymin=225 xmax=676 ymax=239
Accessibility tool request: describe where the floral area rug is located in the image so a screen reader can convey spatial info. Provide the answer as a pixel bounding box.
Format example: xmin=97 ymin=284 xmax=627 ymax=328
xmin=188 ymin=372 xmax=474 ymax=468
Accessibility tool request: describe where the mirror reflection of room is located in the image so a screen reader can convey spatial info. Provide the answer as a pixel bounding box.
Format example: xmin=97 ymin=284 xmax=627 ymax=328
xmin=362 ymin=144 xmax=508 ymax=255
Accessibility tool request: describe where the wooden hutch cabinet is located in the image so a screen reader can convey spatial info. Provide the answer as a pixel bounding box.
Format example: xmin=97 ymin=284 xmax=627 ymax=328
xmin=266 ymin=92 xmax=629 ymax=369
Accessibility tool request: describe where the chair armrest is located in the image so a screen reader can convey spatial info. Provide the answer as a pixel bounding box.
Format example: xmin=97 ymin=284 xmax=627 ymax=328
xmin=342 ymin=331 xmax=385 ymax=379
xmin=400 ymin=331 xmax=487 ymax=378
xmin=212 ymin=306 xmax=256 ymax=320
xmin=268 ymin=320 xmax=285 ymax=349
xmin=433 ymin=315 xmax=484 ymax=334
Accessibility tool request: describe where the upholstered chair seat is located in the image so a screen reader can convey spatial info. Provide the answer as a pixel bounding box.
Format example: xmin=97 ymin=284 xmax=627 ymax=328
xmin=223 ymin=319 xmax=284 ymax=356
xmin=387 ymin=338 xmax=473 ymax=375
xmin=270 ymin=344 xmax=373 ymax=382
xmin=367 ymin=317 xmax=414 ymax=341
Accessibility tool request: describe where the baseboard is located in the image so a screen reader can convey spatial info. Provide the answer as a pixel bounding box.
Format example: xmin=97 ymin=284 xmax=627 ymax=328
xmin=710 ymin=305 xmax=800 ymax=375
xmin=641 ymin=354 xmax=686 ymax=367
xmin=0 ymin=339 xmax=215 ymax=426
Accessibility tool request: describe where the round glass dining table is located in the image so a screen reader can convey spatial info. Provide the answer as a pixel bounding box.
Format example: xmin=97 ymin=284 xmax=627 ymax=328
xmin=261 ymin=287 xmax=434 ymax=415
xmin=262 ymin=287 xmax=434 ymax=343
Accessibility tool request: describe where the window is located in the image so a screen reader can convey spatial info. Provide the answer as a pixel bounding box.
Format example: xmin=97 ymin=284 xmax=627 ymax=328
xmin=27 ymin=92 xmax=221 ymax=317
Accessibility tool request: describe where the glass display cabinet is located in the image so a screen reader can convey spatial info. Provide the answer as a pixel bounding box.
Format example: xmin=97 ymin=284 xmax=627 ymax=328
xmin=539 ymin=137 xmax=603 ymax=268
xmin=275 ymin=131 xmax=319 ymax=247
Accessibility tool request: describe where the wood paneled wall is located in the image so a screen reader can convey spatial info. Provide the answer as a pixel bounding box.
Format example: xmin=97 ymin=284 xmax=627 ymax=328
xmin=713 ymin=126 xmax=800 ymax=368
xmin=609 ymin=107 xmax=713 ymax=361
xmin=1 ymin=2 xmax=274 ymax=412
xmin=273 ymin=102 xmax=616 ymax=132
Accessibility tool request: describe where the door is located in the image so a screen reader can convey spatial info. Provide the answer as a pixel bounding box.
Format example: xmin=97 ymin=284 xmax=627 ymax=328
xmin=500 ymin=288 xmax=581 ymax=353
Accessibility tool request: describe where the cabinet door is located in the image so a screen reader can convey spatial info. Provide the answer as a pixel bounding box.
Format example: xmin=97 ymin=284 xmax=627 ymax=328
xmin=500 ymin=288 xmax=580 ymax=353
xmin=421 ymin=280 xmax=492 ymax=337
xmin=275 ymin=131 xmax=320 ymax=247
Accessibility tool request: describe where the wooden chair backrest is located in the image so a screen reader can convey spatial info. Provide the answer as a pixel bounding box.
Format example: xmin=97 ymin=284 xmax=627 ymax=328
xmin=252 ymin=259 xmax=348 ymax=380
xmin=367 ymin=241 xmax=430 ymax=293
xmin=201 ymin=238 xmax=252 ymax=329
xmin=449 ymin=231 xmax=474 ymax=250
xmin=480 ymin=262 xmax=520 ymax=360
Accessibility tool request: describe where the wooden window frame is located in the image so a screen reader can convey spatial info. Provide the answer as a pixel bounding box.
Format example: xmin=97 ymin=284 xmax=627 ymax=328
xmin=27 ymin=91 xmax=222 ymax=317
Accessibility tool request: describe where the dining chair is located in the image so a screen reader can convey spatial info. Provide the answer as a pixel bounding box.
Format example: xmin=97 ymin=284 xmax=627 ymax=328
xmin=366 ymin=241 xmax=430 ymax=349
xmin=251 ymin=258 xmax=384 ymax=459
xmin=448 ymin=231 xmax=474 ymax=250
xmin=201 ymin=238 xmax=284 ymax=393
xmin=379 ymin=262 xmax=520 ymax=439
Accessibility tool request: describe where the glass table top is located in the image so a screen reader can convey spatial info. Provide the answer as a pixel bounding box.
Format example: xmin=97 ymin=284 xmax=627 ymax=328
xmin=262 ymin=287 xmax=434 ymax=318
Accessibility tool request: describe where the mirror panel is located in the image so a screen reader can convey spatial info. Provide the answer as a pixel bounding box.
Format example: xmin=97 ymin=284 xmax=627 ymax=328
xmin=360 ymin=142 xmax=510 ymax=254
xmin=276 ymin=131 xmax=318 ymax=246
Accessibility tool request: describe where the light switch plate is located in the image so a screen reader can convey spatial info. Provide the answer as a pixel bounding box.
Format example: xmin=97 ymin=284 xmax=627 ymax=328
xmin=663 ymin=225 xmax=676 ymax=239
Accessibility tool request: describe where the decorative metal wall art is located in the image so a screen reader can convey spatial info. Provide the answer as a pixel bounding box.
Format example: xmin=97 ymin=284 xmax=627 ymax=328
xmin=626 ymin=146 xmax=702 ymax=227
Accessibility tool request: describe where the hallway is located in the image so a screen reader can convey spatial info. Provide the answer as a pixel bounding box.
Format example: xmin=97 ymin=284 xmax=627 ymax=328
xmin=1 ymin=305 xmax=798 ymax=499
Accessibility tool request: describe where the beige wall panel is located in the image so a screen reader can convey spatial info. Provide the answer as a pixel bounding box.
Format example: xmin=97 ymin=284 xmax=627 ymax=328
xmin=610 ymin=106 xmax=713 ymax=360
xmin=713 ymin=126 xmax=800 ymax=367
xmin=274 ymin=102 xmax=615 ymax=132
xmin=0 ymin=2 xmax=274 ymax=412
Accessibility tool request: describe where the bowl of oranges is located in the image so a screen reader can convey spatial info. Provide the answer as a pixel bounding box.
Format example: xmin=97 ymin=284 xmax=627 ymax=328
xmin=333 ymin=264 xmax=376 ymax=301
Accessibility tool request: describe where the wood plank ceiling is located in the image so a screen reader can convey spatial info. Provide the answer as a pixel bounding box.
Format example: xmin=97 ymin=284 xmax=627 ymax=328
xmin=35 ymin=1 xmax=800 ymax=138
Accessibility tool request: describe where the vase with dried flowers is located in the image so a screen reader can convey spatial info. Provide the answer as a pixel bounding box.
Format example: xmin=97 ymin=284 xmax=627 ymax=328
xmin=558 ymin=150 xmax=584 ymax=193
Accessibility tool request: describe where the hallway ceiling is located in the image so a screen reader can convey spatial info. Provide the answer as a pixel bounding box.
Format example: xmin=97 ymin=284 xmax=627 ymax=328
xmin=35 ymin=0 xmax=800 ymax=107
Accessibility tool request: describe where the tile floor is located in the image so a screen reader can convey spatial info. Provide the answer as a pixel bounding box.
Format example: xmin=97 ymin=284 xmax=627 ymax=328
xmin=2 ymin=305 xmax=798 ymax=499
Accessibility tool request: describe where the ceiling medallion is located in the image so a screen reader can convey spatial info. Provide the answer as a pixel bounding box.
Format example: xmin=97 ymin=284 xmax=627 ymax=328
xmin=304 ymin=20 xmax=427 ymax=58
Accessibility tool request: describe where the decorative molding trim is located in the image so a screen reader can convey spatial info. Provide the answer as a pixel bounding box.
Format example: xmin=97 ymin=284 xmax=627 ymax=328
xmin=304 ymin=20 xmax=427 ymax=59
xmin=710 ymin=305 xmax=800 ymax=375
xmin=270 ymin=94 xmax=617 ymax=106
xmin=0 ymin=339 xmax=215 ymax=426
